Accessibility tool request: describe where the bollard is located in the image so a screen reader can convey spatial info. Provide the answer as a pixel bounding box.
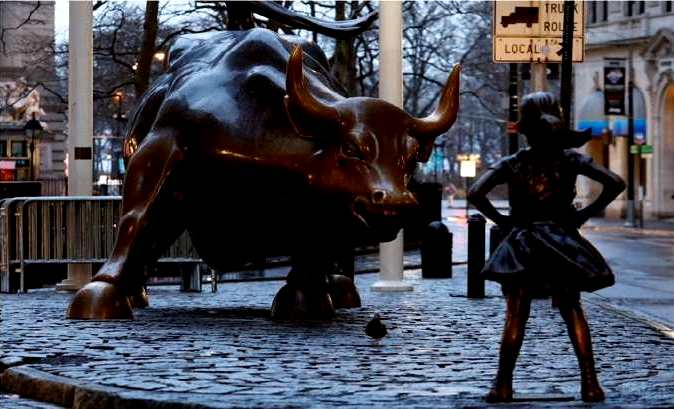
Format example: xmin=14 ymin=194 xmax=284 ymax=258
xmin=421 ymin=221 xmax=453 ymax=278
xmin=489 ymin=224 xmax=509 ymax=256
xmin=467 ymin=214 xmax=486 ymax=298
xmin=180 ymin=264 xmax=202 ymax=292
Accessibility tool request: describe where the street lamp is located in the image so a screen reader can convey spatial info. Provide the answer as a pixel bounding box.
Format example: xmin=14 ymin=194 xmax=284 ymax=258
xmin=458 ymin=153 xmax=480 ymax=219
xmin=23 ymin=112 xmax=43 ymax=181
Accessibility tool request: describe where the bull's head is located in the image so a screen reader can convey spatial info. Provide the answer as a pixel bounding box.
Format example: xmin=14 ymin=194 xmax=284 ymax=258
xmin=284 ymin=47 xmax=460 ymax=240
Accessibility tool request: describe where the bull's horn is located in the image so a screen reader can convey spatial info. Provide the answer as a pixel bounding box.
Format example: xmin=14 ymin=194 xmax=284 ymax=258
xmin=285 ymin=46 xmax=340 ymax=124
xmin=410 ymin=65 xmax=461 ymax=140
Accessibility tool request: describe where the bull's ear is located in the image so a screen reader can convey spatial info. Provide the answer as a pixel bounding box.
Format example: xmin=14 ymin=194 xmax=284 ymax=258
xmin=284 ymin=46 xmax=340 ymax=140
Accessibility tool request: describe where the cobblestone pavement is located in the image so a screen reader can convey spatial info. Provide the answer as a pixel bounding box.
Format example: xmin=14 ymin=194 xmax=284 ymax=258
xmin=0 ymin=394 xmax=63 ymax=409
xmin=2 ymin=269 xmax=674 ymax=408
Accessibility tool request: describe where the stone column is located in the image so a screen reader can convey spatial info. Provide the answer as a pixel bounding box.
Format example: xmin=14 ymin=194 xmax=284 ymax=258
xmin=57 ymin=1 xmax=93 ymax=292
xmin=371 ymin=0 xmax=412 ymax=292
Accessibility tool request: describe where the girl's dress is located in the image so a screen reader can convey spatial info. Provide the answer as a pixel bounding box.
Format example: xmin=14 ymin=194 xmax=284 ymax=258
xmin=481 ymin=148 xmax=615 ymax=295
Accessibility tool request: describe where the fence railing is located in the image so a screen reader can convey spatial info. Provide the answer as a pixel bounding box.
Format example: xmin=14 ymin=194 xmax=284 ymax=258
xmin=39 ymin=179 xmax=68 ymax=196
xmin=0 ymin=196 xmax=201 ymax=293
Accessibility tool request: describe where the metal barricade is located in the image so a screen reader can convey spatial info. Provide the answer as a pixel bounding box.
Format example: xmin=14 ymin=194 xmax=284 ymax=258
xmin=1 ymin=196 xmax=201 ymax=293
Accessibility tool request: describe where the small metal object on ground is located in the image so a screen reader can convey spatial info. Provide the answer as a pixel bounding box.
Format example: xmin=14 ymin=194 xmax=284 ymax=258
xmin=365 ymin=314 xmax=387 ymax=339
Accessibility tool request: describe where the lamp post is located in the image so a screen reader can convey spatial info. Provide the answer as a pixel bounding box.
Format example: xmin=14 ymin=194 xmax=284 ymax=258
xmin=23 ymin=112 xmax=43 ymax=181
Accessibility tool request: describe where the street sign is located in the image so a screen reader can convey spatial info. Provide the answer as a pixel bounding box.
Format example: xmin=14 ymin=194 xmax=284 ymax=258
xmin=630 ymin=144 xmax=654 ymax=155
xmin=493 ymin=1 xmax=584 ymax=63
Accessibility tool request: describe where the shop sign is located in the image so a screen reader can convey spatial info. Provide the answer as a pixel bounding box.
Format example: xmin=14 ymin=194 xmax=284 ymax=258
xmin=604 ymin=59 xmax=626 ymax=116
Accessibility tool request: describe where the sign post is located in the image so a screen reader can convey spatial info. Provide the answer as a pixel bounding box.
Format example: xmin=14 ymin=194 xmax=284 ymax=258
xmin=560 ymin=0 xmax=575 ymax=126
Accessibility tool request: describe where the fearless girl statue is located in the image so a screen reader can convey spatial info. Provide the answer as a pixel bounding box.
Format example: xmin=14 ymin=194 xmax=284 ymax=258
xmin=468 ymin=92 xmax=626 ymax=403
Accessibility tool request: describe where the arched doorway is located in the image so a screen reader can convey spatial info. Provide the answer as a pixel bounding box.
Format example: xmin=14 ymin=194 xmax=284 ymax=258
xmin=661 ymin=84 xmax=674 ymax=217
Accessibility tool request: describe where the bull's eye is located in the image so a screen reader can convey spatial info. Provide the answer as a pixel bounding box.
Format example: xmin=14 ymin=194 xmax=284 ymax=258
xmin=341 ymin=142 xmax=362 ymax=160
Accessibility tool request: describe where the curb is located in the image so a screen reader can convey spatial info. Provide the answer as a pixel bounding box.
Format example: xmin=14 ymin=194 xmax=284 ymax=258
xmin=581 ymin=225 xmax=674 ymax=238
xmin=0 ymin=366 xmax=217 ymax=409
xmin=583 ymin=294 xmax=674 ymax=340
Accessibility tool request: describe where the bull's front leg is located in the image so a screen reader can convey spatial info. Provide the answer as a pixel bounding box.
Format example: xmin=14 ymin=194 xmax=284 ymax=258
xmin=66 ymin=131 xmax=186 ymax=319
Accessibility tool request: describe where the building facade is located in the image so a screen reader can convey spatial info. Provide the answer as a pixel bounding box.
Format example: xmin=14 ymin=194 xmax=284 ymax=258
xmin=0 ymin=1 xmax=67 ymax=191
xmin=574 ymin=1 xmax=674 ymax=219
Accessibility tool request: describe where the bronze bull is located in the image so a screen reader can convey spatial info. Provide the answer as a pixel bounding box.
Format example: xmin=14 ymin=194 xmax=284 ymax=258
xmin=67 ymin=28 xmax=460 ymax=320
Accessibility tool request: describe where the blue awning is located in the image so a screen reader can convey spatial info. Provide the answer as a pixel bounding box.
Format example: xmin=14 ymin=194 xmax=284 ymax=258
xmin=576 ymin=88 xmax=647 ymax=139
xmin=577 ymin=91 xmax=608 ymax=137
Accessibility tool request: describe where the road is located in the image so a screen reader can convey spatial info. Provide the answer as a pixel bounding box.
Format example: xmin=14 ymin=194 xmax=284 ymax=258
xmin=443 ymin=199 xmax=674 ymax=330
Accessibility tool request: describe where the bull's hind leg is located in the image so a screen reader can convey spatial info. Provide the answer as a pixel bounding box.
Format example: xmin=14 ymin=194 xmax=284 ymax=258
xmin=67 ymin=131 xmax=186 ymax=319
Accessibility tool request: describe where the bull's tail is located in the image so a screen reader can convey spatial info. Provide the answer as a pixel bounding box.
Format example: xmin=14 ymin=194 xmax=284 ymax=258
xmin=122 ymin=74 xmax=171 ymax=163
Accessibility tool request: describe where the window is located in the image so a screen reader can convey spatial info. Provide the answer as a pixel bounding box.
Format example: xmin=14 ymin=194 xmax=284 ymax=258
xmin=0 ymin=141 xmax=6 ymax=158
xmin=626 ymin=1 xmax=646 ymax=17
xmin=666 ymin=1 xmax=673 ymax=14
xmin=11 ymin=141 xmax=27 ymax=158
xmin=600 ymin=1 xmax=608 ymax=21
xmin=589 ymin=1 xmax=609 ymax=24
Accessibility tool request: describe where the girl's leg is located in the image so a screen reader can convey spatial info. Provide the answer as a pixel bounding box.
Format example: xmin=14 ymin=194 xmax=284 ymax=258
xmin=558 ymin=297 xmax=605 ymax=402
xmin=486 ymin=287 xmax=532 ymax=402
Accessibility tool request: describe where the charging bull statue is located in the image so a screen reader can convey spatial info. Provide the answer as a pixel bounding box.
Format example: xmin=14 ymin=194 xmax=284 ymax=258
xmin=67 ymin=28 xmax=460 ymax=320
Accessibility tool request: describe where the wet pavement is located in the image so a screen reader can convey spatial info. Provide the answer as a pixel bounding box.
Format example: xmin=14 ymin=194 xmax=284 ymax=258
xmin=2 ymin=201 xmax=673 ymax=408
xmin=585 ymin=230 xmax=674 ymax=329
xmin=2 ymin=268 xmax=674 ymax=409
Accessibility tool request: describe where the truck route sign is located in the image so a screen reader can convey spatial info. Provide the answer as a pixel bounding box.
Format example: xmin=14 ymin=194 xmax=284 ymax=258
xmin=493 ymin=1 xmax=585 ymax=63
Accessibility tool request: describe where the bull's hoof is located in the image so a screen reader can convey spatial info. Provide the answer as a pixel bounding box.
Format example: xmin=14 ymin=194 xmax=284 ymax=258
xmin=271 ymin=284 xmax=335 ymax=320
xmin=328 ymin=274 xmax=361 ymax=309
xmin=128 ymin=287 xmax=150 ymax=309
xmin=66 ymin=281 xmax=133 ymax=320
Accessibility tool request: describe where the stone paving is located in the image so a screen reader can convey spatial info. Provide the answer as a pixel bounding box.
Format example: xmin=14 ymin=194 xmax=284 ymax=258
xmin=2 ymin=268 xmax=674 ymax=408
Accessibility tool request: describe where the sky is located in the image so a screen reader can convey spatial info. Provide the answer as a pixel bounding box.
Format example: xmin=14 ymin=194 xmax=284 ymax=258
xmin=54 ymin=0 xmax=68 ymax=43
xmin=53 ymin=0 xmax=151 ymax=44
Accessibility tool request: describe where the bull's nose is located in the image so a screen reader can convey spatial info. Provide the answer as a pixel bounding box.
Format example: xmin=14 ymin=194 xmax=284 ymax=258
xmin=372 ymin=190 xmax=387 ymax=205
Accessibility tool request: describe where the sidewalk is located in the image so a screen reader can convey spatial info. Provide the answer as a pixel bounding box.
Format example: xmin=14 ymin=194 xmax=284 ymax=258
xmin=444 ymin=201 xmax=674 ymax=330
xmin=2 ymin=268 xmax=673 ymax=408
xmin=582 ymin=216 xmax=674 ymax=237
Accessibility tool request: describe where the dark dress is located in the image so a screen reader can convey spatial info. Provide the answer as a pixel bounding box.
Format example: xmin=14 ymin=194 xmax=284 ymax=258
xmin=481 ymin=148 xmax=615 ymax=295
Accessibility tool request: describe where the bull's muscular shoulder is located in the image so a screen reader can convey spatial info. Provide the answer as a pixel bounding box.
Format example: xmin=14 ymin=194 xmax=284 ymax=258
xmin=152 ymin=28 xmax=340 ymax=135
